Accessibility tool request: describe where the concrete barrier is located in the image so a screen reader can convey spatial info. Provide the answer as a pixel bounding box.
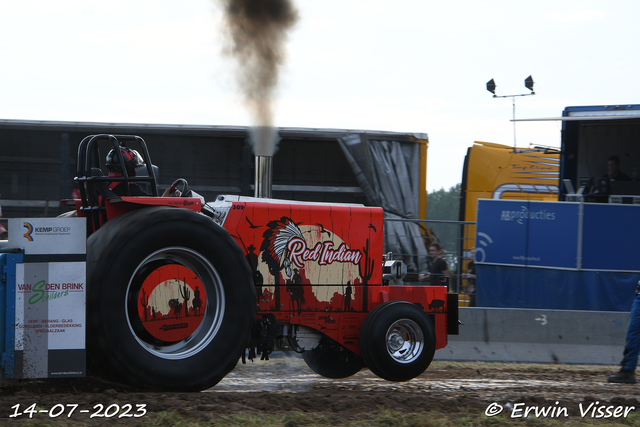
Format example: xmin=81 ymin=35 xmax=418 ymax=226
xmin=434 ymin=307 xmax=630 ymax=365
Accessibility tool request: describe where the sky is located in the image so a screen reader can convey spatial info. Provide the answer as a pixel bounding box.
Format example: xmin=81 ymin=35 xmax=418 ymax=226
xmin=2 ymin=0 xmax=640 ymax=192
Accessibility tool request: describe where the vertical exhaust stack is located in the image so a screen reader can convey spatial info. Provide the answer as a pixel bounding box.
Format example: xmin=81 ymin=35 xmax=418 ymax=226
xmin=254 ymin=155 xmax=272 ymax=198
xmin=251 ymin=126 xmax=279 ymax=198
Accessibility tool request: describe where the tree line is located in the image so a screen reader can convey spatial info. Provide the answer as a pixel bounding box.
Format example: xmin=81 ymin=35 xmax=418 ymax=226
xmin=426 ymin=183 xmax=462 ymax=268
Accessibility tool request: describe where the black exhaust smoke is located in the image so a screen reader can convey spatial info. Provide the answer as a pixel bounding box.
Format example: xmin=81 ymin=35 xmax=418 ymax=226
xmin=219 ymin=0 xmax=298 ymax=157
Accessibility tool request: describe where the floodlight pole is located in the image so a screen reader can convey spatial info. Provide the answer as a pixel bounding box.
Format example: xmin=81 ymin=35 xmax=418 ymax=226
xmin=486 ymin=76 xmax=535 ymax=151
xmin=492 ymin=93 xmax=535 ymax=149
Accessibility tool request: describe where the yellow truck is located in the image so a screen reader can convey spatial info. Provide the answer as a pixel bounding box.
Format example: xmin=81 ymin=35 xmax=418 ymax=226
xmin=460 ymin=141 xmax=560 ymax=224
xmin=458 ymin=141 xmax=560 ymax=304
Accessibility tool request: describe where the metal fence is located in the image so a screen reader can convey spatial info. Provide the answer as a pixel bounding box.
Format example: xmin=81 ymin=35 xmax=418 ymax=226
xmin=385 ymin=218 xmax=476 ymax=295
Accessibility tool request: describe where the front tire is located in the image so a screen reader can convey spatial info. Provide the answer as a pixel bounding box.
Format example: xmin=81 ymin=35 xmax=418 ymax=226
xmin=86 ymin=206 xmax=255 ymax=391
xmin=359 ymin=301 xmax=436 ymax=382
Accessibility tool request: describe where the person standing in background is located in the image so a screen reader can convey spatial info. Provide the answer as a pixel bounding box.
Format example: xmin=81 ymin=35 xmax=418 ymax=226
xmin=607 ymin=280 xmax=640 ymax=384
xmin=419 ymin=243 xmax=450 ymax=286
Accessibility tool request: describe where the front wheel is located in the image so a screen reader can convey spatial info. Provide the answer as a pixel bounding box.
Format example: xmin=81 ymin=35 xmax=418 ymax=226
xmin=86 ymin=206 xmax=255 ymax=391
xmin=359 ymin=301 xmax=436 ymax=382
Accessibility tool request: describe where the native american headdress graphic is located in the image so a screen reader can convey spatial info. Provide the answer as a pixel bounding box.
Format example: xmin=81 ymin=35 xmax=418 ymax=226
xmin=261 ymin=216 xmax=304 ymax=279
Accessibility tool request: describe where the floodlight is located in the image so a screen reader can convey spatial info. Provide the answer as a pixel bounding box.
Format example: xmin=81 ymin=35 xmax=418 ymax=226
xmin=486 ymin=79 xmax=496 ymax=95
xmin=524 ymin=75 xmax=534 ymax=93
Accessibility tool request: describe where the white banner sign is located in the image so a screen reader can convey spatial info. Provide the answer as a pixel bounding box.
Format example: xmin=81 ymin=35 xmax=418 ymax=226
xmin=9 ymin=217 xmax=86 ymax=378
xmin=8 ymin=217 xmax=86 ymax=255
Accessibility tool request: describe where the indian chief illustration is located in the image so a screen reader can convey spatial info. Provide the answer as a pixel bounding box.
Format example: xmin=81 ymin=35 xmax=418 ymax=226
xmin=257 ymin=215 xmax=364 ymax=313
xmin=260 ymin=217 xmax=303 ymax=309
xmin=261 ymin=217 xmax=304 ymax=284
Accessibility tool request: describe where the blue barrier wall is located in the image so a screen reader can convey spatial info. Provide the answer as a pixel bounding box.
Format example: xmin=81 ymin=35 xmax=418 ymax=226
xmin=581 ymin=203 xmax=640 ymax=271
xmin=476 ymin=265 xmax=638 ymax=311
xmin=475 ymin=200 xmax=640 ymax=311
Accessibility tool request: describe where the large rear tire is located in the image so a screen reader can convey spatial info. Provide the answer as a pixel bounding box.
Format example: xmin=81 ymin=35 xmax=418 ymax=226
xmin=302 ymin=338 xmax=364 ymax=379
xmin=359 ymin=301 xmax=436 ymax=382
xmin=86 ymin=206 xmax=255 ymax=391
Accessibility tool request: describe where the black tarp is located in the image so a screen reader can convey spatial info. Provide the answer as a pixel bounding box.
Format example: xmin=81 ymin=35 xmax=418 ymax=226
xmin=339 ymin=134 xmax=428 ymax=275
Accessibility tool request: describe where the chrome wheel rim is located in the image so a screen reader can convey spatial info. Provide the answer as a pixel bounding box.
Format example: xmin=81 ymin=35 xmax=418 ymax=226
xmin=385 ymin=318 xmax=424 ymax=364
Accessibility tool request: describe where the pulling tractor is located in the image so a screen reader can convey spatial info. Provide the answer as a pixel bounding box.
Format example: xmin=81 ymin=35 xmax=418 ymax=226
xmin=0 ymin=134 xmax=458 ymax=391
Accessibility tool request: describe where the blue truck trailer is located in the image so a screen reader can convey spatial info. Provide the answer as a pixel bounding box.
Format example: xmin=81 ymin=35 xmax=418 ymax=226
xmin=475 ymin=104 xmax=640 ymax=311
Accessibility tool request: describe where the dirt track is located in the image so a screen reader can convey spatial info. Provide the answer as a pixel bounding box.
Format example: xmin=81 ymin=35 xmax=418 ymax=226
xmin=1 ymin=355 xmax=638 ymax=425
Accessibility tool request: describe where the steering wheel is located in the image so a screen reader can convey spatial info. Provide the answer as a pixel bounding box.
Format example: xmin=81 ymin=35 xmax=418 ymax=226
xmin=168 ymin=178 xmax=190 ymax=197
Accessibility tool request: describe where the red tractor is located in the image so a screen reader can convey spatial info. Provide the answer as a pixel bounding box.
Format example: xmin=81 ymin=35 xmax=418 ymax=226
xmin=75 ymin=134 xmax=458 ymax=391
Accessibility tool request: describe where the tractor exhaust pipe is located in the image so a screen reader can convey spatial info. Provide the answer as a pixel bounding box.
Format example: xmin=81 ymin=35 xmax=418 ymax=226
xmin=251 ymin=126 xmax=278 ymax=199
xmin=254 ymin=155 xmax=272 ymax=198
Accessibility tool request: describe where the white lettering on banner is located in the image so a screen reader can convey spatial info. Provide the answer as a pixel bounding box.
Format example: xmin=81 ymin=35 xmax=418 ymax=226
xmin=512 ymin=255 xmax=541 ymax=262
xmin=500 ymin=206 xmax=556 ymax=225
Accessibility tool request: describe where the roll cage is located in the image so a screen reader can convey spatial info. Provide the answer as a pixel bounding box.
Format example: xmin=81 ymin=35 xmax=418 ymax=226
xmin=75 ymin=134 xmax=159 ymax=235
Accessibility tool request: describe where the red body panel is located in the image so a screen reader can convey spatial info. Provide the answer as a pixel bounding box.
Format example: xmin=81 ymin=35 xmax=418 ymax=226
xmin=75 ymin=197 xmax=202 ymax=221
xmin=220 ymin=199 xmax=450 ymax=354
xmin=106 ymin=197 xmax=202 ymax=218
